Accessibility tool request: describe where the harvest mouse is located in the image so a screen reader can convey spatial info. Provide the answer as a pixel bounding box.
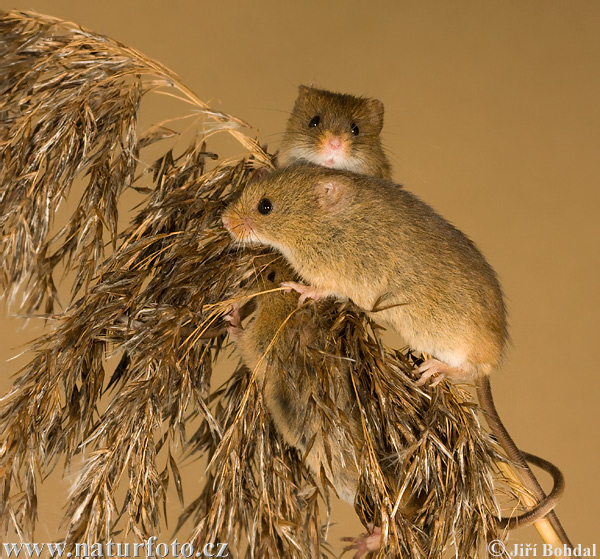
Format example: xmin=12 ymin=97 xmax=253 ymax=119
xmin=223 ymin=163 xmax=507 ymax=382
xmin=225 ymin=259 xmax=364 ymax=503
xmin=222 ymin=163 xmax=571 ymax=544
xmin=278 ymin=85 xmax=392 ymax=179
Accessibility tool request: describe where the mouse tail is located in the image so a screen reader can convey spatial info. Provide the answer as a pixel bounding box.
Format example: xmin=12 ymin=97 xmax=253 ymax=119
xmin=476 ymin=376 xmax=573 ymax=548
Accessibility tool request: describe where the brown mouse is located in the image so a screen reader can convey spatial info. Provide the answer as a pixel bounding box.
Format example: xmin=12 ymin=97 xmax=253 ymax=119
xmin=278 ymin=85 xmax=392 ymax=179
xmin=222 ymin=163 xmax=571 ymax=544
xmin=225 ymin=258 xmax=364 ymax=503
xmin=223 ymin=164 xmax=507 ymax=382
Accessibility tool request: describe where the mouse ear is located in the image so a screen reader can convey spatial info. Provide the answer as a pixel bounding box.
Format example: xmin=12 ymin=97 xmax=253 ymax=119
xmin=314 ymin=177 xmax=351 ymax=212
xmin=366 ymin=98 xmax=385 ymax=132
xmin=297 ymin=85 xmax=312 ymax=97
xmin=294 ymin=85 xmax=314 ymax=110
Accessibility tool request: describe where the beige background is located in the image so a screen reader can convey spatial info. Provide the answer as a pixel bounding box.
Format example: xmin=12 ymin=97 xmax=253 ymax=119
xmin=0 ymin=0 xmax=598 ymax=553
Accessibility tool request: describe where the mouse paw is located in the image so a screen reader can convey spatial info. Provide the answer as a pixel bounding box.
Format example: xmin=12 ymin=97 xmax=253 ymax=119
xmin=280 ymin=281 xmax=323 ymax=306
xmin=341 ymin=524 xmax=381 ymax=559
xmin=416 ymin=358 xmax=466 ymax=386
xmin=416 ymin=359 xmax=447 ymax=387
xmin=224 ymin=304 xmax=243 ymax=336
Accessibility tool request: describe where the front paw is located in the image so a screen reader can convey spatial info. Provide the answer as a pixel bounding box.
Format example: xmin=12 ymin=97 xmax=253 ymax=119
xmin=224 ymin=304 xmax=243 ymax=336
xmin=280 ymin=281 xmax=323 ymax=306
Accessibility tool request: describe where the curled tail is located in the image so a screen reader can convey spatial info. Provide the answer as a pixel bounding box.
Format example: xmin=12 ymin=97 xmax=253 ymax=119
xmin=476 ymin=376 xmax=572 ymax=547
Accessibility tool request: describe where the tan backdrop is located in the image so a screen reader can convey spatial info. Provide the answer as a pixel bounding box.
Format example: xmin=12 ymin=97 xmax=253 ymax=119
xmin=0 ymin=0 xmax=597 ymax=553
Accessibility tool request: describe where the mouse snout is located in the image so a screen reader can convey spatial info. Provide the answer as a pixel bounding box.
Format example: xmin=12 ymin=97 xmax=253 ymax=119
xmin=326 ymin=136 xmax=343 ymax=150
xmin=221 ymin=209 xmax=258 ymax=244
xmin=222 ymin=212 xmax=245 ymax=236
xmin=221 ymin=213 xmax=233 ymax=231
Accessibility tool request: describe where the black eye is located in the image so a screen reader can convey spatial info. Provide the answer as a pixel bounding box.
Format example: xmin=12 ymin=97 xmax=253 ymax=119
xmin=267 ymin=271 xmax=276 ymax=282
xmin=351 ymin=123 xmax=359 ymax=136
xmin=257 ymin=198 xmax=273 ymax=215
xmin=309 ymin=115 xmax=320 ymax=128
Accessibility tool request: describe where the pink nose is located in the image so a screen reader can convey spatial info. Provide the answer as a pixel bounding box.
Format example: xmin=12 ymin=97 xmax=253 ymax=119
xmin=327 ymin=136 xmax=342 ymax=150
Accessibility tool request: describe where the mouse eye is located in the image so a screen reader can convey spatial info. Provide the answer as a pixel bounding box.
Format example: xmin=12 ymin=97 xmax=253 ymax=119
xmin=351 ymin=123 xmax=359 ymax=136
xmin=257 ymin=198 xmax=273 ymax=215
xmin=309 ymin=115 xmax=320 ymax=128
xmin=267 ymin=271 xmax=276 ymax=282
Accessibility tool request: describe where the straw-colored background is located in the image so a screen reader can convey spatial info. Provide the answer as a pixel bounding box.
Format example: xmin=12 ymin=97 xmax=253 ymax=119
xmin=0 ymin=0 xmax=597 ymax=553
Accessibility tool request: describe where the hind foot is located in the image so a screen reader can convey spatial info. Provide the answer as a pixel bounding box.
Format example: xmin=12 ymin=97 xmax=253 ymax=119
xmin=416 ymin=358 xmax=469 ymax=386
xmin=341 ymin=524 xmax=381 ymax=558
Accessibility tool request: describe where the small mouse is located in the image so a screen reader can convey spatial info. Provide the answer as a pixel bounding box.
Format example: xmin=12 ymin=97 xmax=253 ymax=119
xmin=278 ymin=85 xmax=392 ymax=180
xmin=223 ymin=163 xmax=507 ymax=383
xmin=222 ymin=163 xmax=571 ymax=543
xmin=226 ymin=259 xmax=364 ymax=504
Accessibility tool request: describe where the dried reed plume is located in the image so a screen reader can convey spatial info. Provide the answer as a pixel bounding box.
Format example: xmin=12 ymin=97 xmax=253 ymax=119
xmin=0 ymin=9 xmax=266 ymax=315
xmin=0 ymin=10 xmax=523 ymax=558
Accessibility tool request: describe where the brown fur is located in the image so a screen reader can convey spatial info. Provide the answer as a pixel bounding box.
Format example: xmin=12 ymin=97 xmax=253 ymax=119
xmin=228 ymin=260 xmax=363 ymax=503
xmin=279 ymin=85 xmax=392 ymax=179
xmin=223 ymin=164 xmax=508 ymax=379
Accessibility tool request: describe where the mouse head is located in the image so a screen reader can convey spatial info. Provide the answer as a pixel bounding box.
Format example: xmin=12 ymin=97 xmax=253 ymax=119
xmin=222 ymin=165 xmax=357 ymax=258
xmin=251 ymin=257 xmax=296 ymax=291
xmin=248 ymin=257 xmax=316 ymax=353
xmin=279 ymin=86 xmax=390 ymax=178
